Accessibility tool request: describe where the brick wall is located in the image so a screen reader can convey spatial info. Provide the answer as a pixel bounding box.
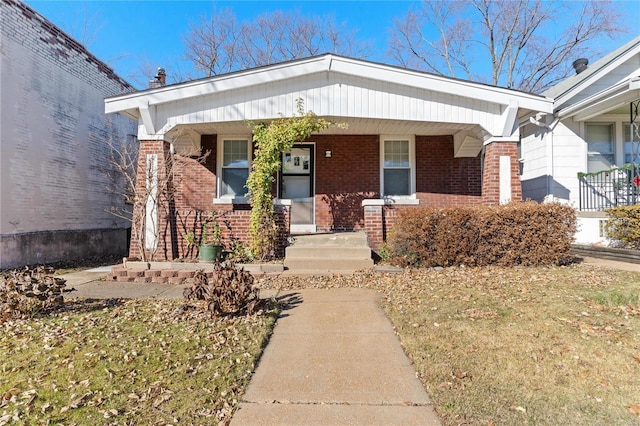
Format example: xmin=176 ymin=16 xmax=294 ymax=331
xmin=131 ymin=138 xmax=289 ymax=260
xmin=313 ymin=135 xmax=380 ymax=231
xmin=415 ymin=135 xmax=483 ymax=206
xmin=0 ymin=0 xmax=137 ymax=268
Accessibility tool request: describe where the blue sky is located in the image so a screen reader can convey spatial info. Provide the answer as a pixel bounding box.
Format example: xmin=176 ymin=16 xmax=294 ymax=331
xmin=25 ymin=0 xmax=639 ymax=90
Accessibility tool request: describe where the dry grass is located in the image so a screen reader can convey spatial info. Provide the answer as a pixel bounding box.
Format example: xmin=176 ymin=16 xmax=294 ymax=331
xmin=261 ymin=264 xmax=640 ymax=425
xmin=1 ymin=298 xmax=277 ymax=425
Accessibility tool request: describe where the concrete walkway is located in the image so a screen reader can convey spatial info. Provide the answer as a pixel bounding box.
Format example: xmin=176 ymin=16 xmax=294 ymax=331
xmin=231 ymin=288 xmax=441 ymax=426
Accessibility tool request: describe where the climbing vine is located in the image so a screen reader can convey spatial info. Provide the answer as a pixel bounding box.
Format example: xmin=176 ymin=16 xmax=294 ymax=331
xmin=247 ymin=99 xmax=341 ymax=259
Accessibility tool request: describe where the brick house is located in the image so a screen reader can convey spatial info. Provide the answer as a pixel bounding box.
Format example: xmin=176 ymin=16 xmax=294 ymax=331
xmin=0 ymin=0 xmax=137 ymax=269
xmin=105 ymin=54 xmax=553 ymax=259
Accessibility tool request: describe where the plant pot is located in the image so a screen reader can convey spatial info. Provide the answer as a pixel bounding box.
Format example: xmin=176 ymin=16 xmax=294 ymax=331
xmin=199 ymin=244 xmax=223 ymax=262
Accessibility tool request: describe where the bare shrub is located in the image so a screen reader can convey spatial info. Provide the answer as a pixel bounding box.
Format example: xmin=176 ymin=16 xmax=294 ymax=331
xmin=387 ymin=202 xmax=576 ymax=267
xmin=183 ymin=264 xmax=260 ymax=316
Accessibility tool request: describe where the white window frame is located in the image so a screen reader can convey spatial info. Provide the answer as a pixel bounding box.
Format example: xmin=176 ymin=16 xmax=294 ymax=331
xmin=380 ymin=135 xmax=416 ymax=200
xmin=584 ymin=123 xmax=615 ymax=173
xmin=215 ymin=136 xmax=252 ymax=203
xmin=623 ymin=121 xmax=640 ymax=165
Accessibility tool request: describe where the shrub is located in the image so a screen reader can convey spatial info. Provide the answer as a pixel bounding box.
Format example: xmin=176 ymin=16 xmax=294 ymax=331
xmin=605 ymin=205 xmax=640 ymax=249
xmin=183 ymin=263 xmax=261 ymax=316
xmin=387 ymin=201 xmax=576 ymax=267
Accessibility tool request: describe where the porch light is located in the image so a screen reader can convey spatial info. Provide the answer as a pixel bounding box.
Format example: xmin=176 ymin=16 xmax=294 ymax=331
xmin=324 ymin=150 xmax=332 ymax=158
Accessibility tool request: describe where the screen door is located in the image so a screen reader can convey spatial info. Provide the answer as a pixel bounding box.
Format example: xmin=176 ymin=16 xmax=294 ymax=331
xmin=281 ymin=145 xmax=314 ymax=227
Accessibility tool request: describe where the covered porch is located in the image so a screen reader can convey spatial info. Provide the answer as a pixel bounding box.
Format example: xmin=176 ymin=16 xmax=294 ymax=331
xmin=105 ymin=54 xmax=552 ymax=259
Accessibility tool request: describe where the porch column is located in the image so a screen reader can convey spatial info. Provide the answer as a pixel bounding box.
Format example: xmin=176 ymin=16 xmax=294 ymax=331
xmin=131 ymin=139 xmax=175 ymax=260
xmin=482 ymin=141 xmax=522 ymax=205
xmin=362 ymin=200 xmax=384 ymax=253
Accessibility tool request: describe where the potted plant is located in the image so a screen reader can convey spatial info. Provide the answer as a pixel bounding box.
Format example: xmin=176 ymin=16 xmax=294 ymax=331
xmin=198 ymin=211 xmax=223 ymax=262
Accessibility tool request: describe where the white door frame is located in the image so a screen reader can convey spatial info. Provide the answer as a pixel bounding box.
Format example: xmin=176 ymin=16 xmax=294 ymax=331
xmin=280 ymin=143 xmax=316 ymax=233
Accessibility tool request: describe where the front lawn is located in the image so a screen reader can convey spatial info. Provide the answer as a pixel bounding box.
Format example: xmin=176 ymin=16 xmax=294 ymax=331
xmin=3 ymin=263 xmax=638 ymax=425
xmin=0 ymin=298 xmax=277 ymax=424
xmin=263 ymin=264 xmax=640 ymax=425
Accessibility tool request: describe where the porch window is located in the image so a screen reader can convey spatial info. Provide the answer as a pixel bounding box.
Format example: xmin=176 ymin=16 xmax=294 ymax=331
xmin=624 ymin=123 xmax=640 ymax=165
xmin=381 ymin=137 xmax=415 ymax=197
xmin=219 ymin=138 xmax=250 ymax=197
xmin=586 ymin=124 xmax=614 ymax=173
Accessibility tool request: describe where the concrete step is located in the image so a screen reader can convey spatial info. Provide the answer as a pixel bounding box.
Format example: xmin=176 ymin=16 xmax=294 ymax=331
xmin=284 ymin=258 xmax=373 ymax=271
xmin=289 ymin=232 xmax=369 ymax=247
xmin=284 ymin=232 xmax=373 ymax=272
xmin=285 ymin=246 xmax=372 ymax=259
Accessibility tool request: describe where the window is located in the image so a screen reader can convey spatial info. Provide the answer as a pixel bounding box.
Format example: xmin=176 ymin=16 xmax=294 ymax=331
xmin=219 ymin=138 xmax=250 ymax=197
xmin=586 ymin=124 xmax=614 ymax=173
xmin=624 ymin=123 xmax=640 ymax=165
xmin=381 ymin=137 xmax=414 ymax=197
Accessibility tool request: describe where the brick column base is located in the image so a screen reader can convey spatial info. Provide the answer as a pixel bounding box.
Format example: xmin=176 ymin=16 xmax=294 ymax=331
xmin=363 ymin=203 xmax=383 ymax=253
xmin=482 ymin=141 xmax=522 ymax=205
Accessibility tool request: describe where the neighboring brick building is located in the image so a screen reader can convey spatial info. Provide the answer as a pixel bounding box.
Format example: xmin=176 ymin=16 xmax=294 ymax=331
xmin=105 ymin=54 xmax=553 ymax=259
xmin=0 ymin=0 xmax=137 ymax=268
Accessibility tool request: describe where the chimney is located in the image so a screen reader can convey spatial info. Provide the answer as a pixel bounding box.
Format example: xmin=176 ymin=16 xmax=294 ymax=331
xmin=572 ymin=58 xmax=588 ymax=75
xmin=148 ymin=67 xmax=167 ymax=88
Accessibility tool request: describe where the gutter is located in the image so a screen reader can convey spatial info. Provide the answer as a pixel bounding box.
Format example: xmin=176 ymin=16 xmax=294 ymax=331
xmin=555 ymin=77 xmax=640 ymax=120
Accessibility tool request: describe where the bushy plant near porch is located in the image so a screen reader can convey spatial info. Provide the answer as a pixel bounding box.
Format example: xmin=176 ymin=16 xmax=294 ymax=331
xmin=387 ymin=201 xmax=577 ymax=267
xmin=247 ymin=99 xmax=343 ymax=259
xmin=606 ymin=205 xmax=640 ymax=249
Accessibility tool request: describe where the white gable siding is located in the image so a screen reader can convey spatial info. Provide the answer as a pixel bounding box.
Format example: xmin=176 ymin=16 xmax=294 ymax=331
xmin=559 ymin=56 xmax=640 ymax=108
xmin=153 ymin=72 xmax=504 ymax=137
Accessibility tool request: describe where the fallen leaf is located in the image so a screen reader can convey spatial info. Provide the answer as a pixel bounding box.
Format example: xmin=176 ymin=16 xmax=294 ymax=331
xmin=70 ymin=392 xmax=92 ymax=409
xmin=629 ymin=404 xmax=640 ymax=416
xmin=152 ymin=392 xmax=173 ymax=408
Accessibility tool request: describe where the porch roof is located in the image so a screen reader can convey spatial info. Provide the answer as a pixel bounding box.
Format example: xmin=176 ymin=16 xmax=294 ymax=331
xmin=545 ymin=36 xmax=640 ymax=120
xmin=105 ymin=54 xmax=553 ymax=144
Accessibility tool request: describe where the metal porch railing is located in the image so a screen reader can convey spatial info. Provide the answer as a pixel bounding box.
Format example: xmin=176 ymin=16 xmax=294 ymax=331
xmin=578 ymin=165 xmax=640 ymax=211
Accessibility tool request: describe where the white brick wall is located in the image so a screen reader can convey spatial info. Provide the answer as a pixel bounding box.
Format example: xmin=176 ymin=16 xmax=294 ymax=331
xmin=1 ymin=0 xmax=137 ymax=266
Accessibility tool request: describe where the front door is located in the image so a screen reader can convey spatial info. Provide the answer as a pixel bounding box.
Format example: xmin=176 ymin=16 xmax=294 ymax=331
xmin=281 ymin=144 xmax=315 ymax=232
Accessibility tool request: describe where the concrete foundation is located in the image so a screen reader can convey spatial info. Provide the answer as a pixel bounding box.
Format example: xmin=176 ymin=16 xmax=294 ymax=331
xmin=0 ymin=228 xmax=129 ymax=269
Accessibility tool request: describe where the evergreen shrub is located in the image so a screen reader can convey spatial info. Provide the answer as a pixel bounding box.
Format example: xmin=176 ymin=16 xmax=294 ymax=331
xmin=605 ymin=205 xmax=640 ymax=249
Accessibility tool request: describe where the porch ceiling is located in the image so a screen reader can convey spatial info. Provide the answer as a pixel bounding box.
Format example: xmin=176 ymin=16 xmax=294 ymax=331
xmin=167 ymin=117 xmax=486 ymax=139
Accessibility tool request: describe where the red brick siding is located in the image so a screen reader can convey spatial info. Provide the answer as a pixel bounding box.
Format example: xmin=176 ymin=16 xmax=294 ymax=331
xmin=482 ymin=141 xmax=522 ymax=204
xmin=312 ymin=135 xmax=380 ymax=231
xmin=129 ymin=140 xmax=172 ymax=260
xmin=130 ymin=137 xmax=288 ymax=260
xmin=415 ymin=135 xmax=483 ymax=206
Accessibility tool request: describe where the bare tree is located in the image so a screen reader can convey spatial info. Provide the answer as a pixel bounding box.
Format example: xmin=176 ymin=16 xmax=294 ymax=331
xmin=389 ymin=0 xmax=627 ymax=92
xmin=183 ymin=9 xmax=372 ymax=77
